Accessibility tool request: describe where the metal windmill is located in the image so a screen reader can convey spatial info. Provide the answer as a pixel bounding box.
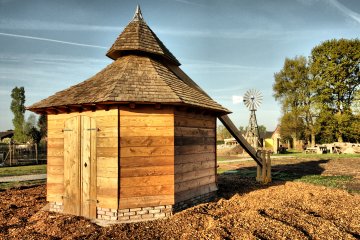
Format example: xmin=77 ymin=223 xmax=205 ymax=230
xmin=243 ymin=89 xmax=263 ymax=149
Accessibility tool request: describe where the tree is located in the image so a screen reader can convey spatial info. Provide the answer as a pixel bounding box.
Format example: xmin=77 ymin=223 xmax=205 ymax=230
xmin=217 ymin=125 xmax=231 ymax=140
xmin=37 ymin=114 xmax=47 ymax=139
xmin=24 ymin=114 xmax=41 ymax=144
xmin=10 ymin=87 xmax=26 ymax=143
xmin=273 ymin=56 xmax=316 ymax=146
xmin=258 ymin=125 xmax=267 ymax=138
xmin=310 ymin=39 xmax=360 ymax=142
xmin=28 ymin=127 xmax=42 ymax=144
xmin=239 ymin=125 xmax=266 ymax=136
xmin=279 ymin=112 xmax=305 ymax=143
xmin=238 ymin=126 xmax=246 ymax=134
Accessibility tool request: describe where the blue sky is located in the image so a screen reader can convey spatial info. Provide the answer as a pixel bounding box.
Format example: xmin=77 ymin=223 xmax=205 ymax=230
xmin=1 ymin=0 xmax=359 ymax=131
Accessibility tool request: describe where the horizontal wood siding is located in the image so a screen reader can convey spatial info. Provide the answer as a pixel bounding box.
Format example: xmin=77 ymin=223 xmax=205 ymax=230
xmin=174 ymin=110 xmax=217 ymax=203
xmin=46 ymin=109 xmax=118 ymax=209
xmin=119 ymin=106 xmax=174 ymax=209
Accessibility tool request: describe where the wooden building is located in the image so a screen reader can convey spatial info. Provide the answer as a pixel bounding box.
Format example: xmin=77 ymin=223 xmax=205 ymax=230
xmin=28 ymin=6 xmax=229 ymax=222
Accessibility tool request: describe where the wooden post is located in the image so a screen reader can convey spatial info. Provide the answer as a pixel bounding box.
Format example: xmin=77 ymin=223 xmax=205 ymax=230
xmin=266 ymin=151 xmax=272 ymax=182
xmin=13 ymin=144 xmax=16 ymax=165
xmin=256 ymin=162 xmax=261 ymax=182
xmin=261 ymin=150 xmax=266 ymax=183
xmin=9 ymin=143 xmax=12 ymax=166
xmin=35 ymin=143 xmax=38 ymax=165
xmin=256 ymin=150 xmax=272 ymax=184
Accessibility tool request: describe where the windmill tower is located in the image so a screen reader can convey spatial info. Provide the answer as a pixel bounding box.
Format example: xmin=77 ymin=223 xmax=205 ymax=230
xmin=243 ymin=89 xmax=263 ymax=149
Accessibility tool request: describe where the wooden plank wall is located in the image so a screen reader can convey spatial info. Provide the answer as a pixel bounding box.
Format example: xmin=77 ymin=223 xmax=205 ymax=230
xmin=119 ymin=106 xmax=174 ymax=209
xmin=47 ymin=109 xmax=119 ymax=209
xmin=174 ymin=109 xmax=217 ymax=203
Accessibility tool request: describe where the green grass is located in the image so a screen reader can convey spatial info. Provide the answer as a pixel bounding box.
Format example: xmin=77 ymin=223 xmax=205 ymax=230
xmin=217 ymin=167 xmax=358 ymax=193
xmin=273 ymin=153 xmax=360 ymax=159
xmin=295 ymin=175 xmax=353 ymax=189
xmin=0 ymin=179 xmax=46 ymax=190
xmin=0 ymin=164 xmax=47 ymax=177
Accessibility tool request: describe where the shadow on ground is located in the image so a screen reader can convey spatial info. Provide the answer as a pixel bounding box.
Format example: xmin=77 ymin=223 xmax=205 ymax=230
xmin=217 ymin=159 xmax=330 ymax=199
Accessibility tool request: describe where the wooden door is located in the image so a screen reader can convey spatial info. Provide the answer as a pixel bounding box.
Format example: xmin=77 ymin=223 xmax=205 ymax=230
xmin=80 ymin=116 xmax=97 ymax=218
xmin=64 ymin=116 xmax=80 ymax=215
xmin=64 ymin=116 xmax=97 ymax=218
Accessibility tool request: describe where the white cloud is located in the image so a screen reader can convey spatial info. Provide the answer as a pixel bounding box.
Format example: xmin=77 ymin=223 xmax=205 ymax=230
xmin=0 ymin=32 xmax=107 ymax=49
xmin=182 ymin=59 xmax=277 ymax=74
xmin=0 ymin=19 xmax=121 ymax=32
xmin=168 ymin=0 xmax=205 ymax=7
xmin=328 ymin=0 xmax=360 ymax=24
xmin=156 ymin=26 xmax=336 ymax=41
xmin=232 ymin=95 xmax=244 ymax=104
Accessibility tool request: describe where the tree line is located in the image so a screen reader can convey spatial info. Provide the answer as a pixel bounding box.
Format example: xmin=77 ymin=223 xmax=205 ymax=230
xmin=9 ymin=86 xmax=46 ymax=144
xmin=273 ymin=38 xmax=359 ymax=145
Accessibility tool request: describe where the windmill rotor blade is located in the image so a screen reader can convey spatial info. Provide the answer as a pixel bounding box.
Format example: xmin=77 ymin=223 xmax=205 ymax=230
xmin=243 ymin=89 xmax=263 ymax=110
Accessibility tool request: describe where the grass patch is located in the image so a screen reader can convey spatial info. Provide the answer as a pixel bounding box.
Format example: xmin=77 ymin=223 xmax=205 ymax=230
xmin=0 ymin=164 xmax=47 ymax=177
xmin=295 ymin=175 xmax=353 ymax=189
xmin=0 ymin=179 xmax=46 ymax=190
xmin=217 ymin=156 xmax=245 ymax=161
xmin=274 ymin=153 xmax=360 ymax=159
xmin=218 ymin=168 xmax=256 ymax=177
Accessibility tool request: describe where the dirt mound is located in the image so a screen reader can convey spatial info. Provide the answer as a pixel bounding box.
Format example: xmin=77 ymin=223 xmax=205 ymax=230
xmin=1 ymin=178 xmax=359 ymax=239
xmin=217 ymin=145 xmax=244 ymax=156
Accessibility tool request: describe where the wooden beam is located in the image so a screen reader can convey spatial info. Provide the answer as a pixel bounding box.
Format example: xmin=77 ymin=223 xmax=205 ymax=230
xmin=129 ymin=103 xmax=136 ymax=109
xmin=219 ymin=115 xmax=262 ymax=167
xmin=175 ymin=106 xmax=188 ymax=112
xmin=46 ymin=108 xmax=59 ymax=115
xmin=154 ymin=103 xmax=161 ymax=109
xmin=96 ymin=104 xmax=110 ymax=111
xmin=57 ymin=106 xmax=70 ymax=114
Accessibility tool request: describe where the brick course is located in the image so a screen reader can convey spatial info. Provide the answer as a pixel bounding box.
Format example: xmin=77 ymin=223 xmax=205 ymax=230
xmin=96 ymin=204 xmax=173 ymax=223
xmin=49 ymin=202 xmax=64 ymax=213
xmin=173 ymin=191 xmax=217 ymax=212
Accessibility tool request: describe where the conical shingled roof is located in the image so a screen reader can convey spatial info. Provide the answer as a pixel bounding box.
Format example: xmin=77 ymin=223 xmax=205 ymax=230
xmin=27 ymin=6 xmax=230 ymax=114
xmin=106 ymin=6 xmax=180 ymax=66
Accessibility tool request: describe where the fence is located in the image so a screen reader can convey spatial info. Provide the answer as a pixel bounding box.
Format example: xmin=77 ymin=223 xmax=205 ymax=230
xmin=0 ymin=143 xmax=46 ymax=166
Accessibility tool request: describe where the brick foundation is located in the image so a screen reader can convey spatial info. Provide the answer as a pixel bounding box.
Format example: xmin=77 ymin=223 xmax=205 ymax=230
xmin=49 ymin=202 xmax=63 ymax=213
xmin=96 ymin=205 xmax=173 ymax=222
xmin=48 ymin=192 xmax=215 ymax=223
xmin=97 ymin=207 xmax=118 ymax=220
xmin=173 ymin=191 xmax=217 ymax=212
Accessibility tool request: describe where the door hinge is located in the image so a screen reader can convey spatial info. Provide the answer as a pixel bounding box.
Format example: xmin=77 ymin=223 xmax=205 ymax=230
xmin=87 ymin=128 xmax=99 ymax=131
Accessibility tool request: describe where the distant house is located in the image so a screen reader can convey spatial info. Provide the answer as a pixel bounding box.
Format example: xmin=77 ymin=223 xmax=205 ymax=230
xmin=263 ymin=126 xmax=281 ymax=153
xmin=0 ymin=130 xmax=14 ymax=141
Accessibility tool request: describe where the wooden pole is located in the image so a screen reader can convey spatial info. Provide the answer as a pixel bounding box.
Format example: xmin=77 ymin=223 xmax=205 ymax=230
xmin=35 ymin=143 xmax=38 ymax=165
xmin=13 ymin=144 xmax=16 ymax=165
xmin=261 ymin=150 xmax=266 ymax=183
xmin=266 ymin=151 xmax=272 ymax=182
xmin=256 ymin=161 xmax=261 ymax=182
xmin=9 ymin=143 xmax=11 ymax=166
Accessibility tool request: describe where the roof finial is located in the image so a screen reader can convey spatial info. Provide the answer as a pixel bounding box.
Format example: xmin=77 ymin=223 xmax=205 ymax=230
xmin=133 ymin=5 xmax=143 ymax=21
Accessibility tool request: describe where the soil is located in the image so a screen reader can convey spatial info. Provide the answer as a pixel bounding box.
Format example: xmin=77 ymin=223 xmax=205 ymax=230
xmin=0 ymin=158 xmax=360 ymax=240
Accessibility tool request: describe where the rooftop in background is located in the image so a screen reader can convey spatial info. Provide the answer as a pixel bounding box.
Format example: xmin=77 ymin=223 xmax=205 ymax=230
xmin=0 ymin=130 xmax=14 ymax=140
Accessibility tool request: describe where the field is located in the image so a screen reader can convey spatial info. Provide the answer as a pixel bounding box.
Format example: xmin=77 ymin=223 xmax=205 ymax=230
xmin=0 ymin=156 xmax=359 ymax=239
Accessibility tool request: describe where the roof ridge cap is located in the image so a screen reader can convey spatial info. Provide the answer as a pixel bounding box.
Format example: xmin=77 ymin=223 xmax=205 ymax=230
xmin=133 ymin=5 xmax=144 ymax=21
